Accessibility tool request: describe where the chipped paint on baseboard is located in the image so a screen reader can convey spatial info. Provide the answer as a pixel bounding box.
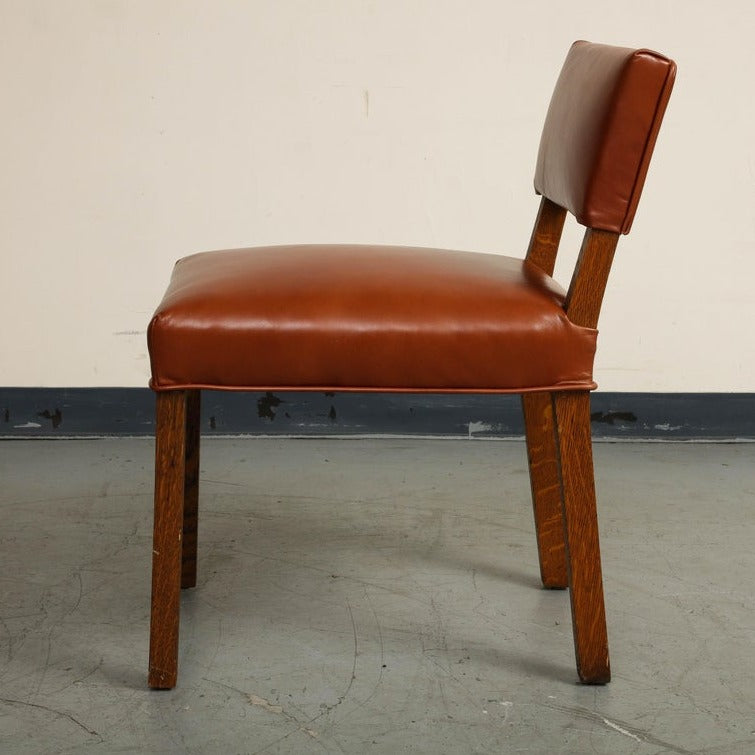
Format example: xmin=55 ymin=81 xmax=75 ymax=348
xmin=653 ymin=422 xmax=683 ymax=431
xmin=0 ymin=389 xmax=753 ymax=439
xmin=468 ymin=421 xmax=496 ymax=437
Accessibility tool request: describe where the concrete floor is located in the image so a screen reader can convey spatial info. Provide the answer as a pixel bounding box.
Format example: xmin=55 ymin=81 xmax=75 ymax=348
xmin=0 ymin=438 xmax=753 ymax=754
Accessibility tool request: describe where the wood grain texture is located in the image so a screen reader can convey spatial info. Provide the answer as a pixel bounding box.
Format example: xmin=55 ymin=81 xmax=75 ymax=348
xmin=564 ymin=229 xmax=619 ymax=328
xmin=552 ymin=390 xmax=610 ymax=684
xmin=181 ymin=390 xmax=201 ymax=590
xmin=525 ymin=197 xmax=567 ymax=276
xmin=522 ymin=392 xmax=568 ymax=588
xmin=148 ymin=391 xmax=187 ymax=689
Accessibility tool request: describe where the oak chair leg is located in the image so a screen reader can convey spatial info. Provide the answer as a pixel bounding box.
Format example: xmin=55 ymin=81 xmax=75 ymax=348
xmin=148 ymin=390 xmax=187 ymax=689
xmin=522 ymin=392 xmax=568 ymax=588
xmin=552 ymin=391 xmax=610 ymax=684
xmin=181 ymin=390 xmax=201 ymax=590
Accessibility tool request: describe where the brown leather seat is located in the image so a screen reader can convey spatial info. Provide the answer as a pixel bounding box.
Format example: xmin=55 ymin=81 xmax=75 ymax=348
xmin=147 ymin=41 xmax=676 ymax=689
xmin=149 ymin=245 xmax=598 ymax=393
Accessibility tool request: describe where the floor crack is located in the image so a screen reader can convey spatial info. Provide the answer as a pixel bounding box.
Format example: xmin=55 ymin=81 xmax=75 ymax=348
xmin=0 ymin=697 xmax=101 ymax=740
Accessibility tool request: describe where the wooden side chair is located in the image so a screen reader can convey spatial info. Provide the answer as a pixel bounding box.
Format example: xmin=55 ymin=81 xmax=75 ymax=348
xmin=146 ymin=41 xmax=676 ymax=688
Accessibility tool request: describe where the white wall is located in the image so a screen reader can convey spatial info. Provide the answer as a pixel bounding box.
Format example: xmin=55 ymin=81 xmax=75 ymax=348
xmin=1 ymin=1 xmax=752 ymax=391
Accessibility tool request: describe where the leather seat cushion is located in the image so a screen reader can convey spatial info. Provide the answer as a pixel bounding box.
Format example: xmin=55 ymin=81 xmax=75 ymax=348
xmin=148 ymin=244 xmax=598 ymax=392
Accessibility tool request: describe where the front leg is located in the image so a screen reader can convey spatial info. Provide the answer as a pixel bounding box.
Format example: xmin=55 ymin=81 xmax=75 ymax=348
xmin=149 ymin=390 xmax=188 ymax=689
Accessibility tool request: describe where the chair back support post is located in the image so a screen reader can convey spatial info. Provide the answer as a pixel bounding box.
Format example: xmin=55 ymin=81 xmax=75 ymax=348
xmin=526 ymin=200 xmax=619 ymax=331
xmin=525 ymin=197 xmax=567 ymax=277
xmin=564 ymin=229 xmax=620 ymax=329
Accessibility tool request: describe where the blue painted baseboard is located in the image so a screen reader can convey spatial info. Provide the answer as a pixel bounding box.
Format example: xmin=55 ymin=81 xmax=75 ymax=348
xmin=0 ymin=388 xmax=753 ymax=439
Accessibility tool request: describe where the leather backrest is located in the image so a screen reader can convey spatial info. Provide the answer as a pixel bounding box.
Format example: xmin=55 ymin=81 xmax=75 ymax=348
xmin=534 ymin=41 xmax=676 ymax=234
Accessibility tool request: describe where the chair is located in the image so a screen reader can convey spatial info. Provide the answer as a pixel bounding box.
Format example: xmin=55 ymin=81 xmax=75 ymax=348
xmin=146 ymin=41 xmax=676 ymax=688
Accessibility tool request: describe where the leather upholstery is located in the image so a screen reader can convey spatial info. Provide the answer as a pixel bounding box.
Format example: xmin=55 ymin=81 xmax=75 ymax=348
xmin=534 ymin=41 xmax=676 ymax=233
xmin=148 ymin=245 xmax=598 ymax=393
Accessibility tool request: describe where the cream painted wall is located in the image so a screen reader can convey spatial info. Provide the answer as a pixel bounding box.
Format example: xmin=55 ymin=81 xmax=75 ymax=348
xmin=1 ymin=1 xmax=752 ymax=391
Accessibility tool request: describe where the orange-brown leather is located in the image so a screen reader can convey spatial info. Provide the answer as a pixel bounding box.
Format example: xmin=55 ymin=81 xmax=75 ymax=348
xmin=148 ymin=245 xmax=598 ymax=393
xmin=534 ymin=41 xmax=676 ymax=233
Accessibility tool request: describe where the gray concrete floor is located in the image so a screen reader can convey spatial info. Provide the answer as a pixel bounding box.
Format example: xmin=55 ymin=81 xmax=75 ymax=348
xmin=0 ymin=438 xmax=753 ymax=754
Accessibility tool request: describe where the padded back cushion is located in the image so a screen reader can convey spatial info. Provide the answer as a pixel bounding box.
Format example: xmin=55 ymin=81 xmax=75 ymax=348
xmin=534 ymin=41 xmax=676 ymax=233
